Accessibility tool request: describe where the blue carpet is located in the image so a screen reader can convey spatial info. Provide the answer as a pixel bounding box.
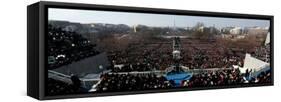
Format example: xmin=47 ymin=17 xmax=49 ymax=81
xmin=165 ymin=72 xmax=193 ymax=87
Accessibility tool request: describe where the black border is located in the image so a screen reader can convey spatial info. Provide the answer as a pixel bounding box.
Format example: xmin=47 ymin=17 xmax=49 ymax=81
xmin=37 ymin=1 xmax=274 ymax=100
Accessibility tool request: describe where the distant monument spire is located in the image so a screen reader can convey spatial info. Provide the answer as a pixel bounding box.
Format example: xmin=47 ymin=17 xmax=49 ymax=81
xmin=173 ymin=17 xmax=176 ymax=30
xmin=133 ymin=25 xmax=137 ymax=33
xmin=173 ymin=17 xmax=177 ymax=35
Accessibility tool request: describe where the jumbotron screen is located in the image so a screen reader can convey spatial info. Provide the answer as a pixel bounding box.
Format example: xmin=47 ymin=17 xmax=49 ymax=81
xmin=46 ymin=8 xmax=271 ymax=96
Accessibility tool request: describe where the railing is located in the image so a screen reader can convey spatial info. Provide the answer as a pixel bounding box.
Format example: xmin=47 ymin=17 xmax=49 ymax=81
xmin=184 ymin=67 xmax=233 ymax=74
xmin=107 ymin=67 xmax=234 ymax=76
xmin=107 ymin=70 xmax=165 ymax=75
xmin=48 ymin=67 xmax=236 ymax=90
xmin=48 ymin=70 xmax=100 ymax=89
xmin=48 ymin=70 xmax=72 ymax=84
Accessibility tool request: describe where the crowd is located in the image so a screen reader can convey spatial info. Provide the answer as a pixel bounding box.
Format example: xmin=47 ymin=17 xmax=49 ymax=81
xmin=254 ymin=69 xmax=271 ymax=83
xmin=95 ymin=68 xmax=271 ymax=92
xmin=95 ymin=73 xmax=173 ymax=92
xmin=182 ymin=49 xmax=244 ymax=69
xmin=47 ymin=25 xmax=100 ymax=69
xmin=181 ymin=39 xmax=245 ymax=69
xmin=182 ymin=69 xmax=244 ymax=87
xmin=182 ymin=68 xmax=271 ymax=87
xmin=46 ymin=25 xmax=271 ymax=93
xmin=108 ymin=41 xmax=173 ymax=72
xmin=47 ymin=68 xmax=271 ymax=94
xmin=251 ymin=44 xmax=270 ymax=63
xmin=46 ymin=77 xmax=86 ymax=96
xmin=108 ymin=38 xmax=245 ymax=72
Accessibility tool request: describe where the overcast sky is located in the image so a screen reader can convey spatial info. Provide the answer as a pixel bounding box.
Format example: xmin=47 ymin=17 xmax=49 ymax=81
xmin=49 ymin=8 xmax=270 ymax=28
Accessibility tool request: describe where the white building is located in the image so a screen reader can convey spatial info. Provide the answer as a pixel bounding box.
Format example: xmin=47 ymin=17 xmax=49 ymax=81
xmin=229 ymin=27 xmax=242 ymax=35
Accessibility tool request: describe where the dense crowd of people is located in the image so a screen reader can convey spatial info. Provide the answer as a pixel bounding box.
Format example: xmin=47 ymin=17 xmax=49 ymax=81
xmin=46 ymin=78 xmax=86 ymax=96
xmin=47 ymin=70 xmax=271 ymax=94
xmin=108 ymin=40 xmax=174 ymax=72
xmin=46 ymin=68 xmax=271 ymax=94
xmin=251 ymin=44 xmax=270 ymax=63
xmin=180 ymin=39 xmax=245 ymax=69
xmin=182 ymin=69 xmax=244 ymax=87
xmin=182 ymin=68 xmax=271 ymax=88
xmin=46 ymin=25 xmax=271 ymax=94
xmin=95 ymin=73 xmax=173 ymax=92
xmin=47 ymin=25 xmax=100 ymax=69
xmin=95 ymin=68 xmax=271 ymax=92
xmin=254 ymin=69 xmax=271 ymax=83
xmin=107 ymin=38 xmax=245 ymax=72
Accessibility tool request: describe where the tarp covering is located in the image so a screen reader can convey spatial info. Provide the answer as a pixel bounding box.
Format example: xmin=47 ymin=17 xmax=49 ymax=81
xmin=165 ymin=72 xmax=193 ymax=86
xmin=242 ymin=53 xmax=269 ymax=73
xmin=265 ymin=32 xmax=270 ymax=45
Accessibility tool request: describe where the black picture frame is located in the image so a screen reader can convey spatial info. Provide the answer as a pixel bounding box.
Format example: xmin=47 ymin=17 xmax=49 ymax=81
xmin=27 ymin=1 xmax=274 ymax=100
